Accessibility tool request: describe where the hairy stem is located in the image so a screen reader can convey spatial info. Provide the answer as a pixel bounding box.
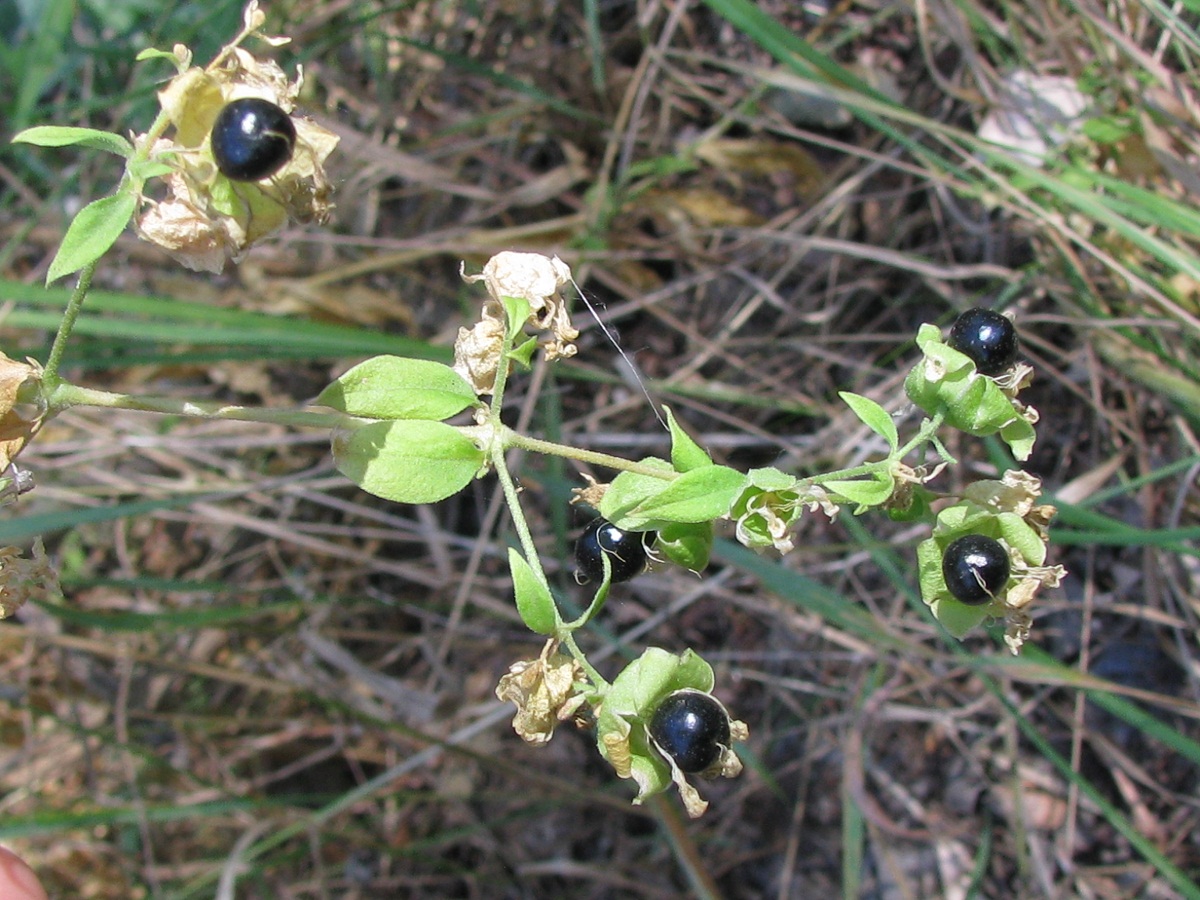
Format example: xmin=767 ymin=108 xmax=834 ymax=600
xmin=563 ymin=632 xmax=608 ymax=690
xmin=502 ymin=428 xmax=678 ymax=480
xmin=489 ymin=442 xmax=558 ymax=603
xmin=41 ymin=261 xmax=97 ymax=388
xmin=48 ymin=382 xmax=346 ymax=429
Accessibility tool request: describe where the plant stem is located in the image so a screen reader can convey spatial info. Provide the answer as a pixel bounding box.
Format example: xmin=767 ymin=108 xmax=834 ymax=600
xmin=488 ymin=436 xmax=608 ymax=688
xmin=42 ymin=101 xmax=174 ymax=389
xmin=502 ymin=428 xmax=678 ymax=480
xmin=48 ymin=382 xmax=346 ymax=429
xmin=897 ymin=410 xmax=945 ymax=458
xmin=488 ymin=441 xmax=558 ymax=602
xmin=563 ymin=632 xmax=608 ymax=690
xmin=41 ymin=261 xmax=97 ymax=389
xmin=792 ymin=410 xmax=951 ymax=490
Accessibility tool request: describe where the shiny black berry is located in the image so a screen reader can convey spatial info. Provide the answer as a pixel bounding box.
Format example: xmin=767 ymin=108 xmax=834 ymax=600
xmin=574 ymin=517 xmax=650 ymax=584
xmin=942 ymin=534 xmax=1010 ymax=605
xmin=947 ymin=308 xmax=1019 ymax=376
xmin=648 ymin=690 xmax=730 ymax=774
xmin=210 ymin=98 xmax=297 ymax=182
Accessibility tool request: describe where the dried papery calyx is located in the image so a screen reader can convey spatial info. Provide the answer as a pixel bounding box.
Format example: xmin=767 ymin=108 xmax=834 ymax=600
xmin=134 ymin=2 xmax=339 ymax=272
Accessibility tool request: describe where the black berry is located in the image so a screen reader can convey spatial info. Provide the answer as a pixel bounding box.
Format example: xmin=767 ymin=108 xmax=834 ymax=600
xmin=648 ymin=690 xmax=730 ymax=774
xmin=574 ymin=518 xmax=650 ymax=584
xmin=210 ymin=98 xmax=297 ymax=182
xmin=947 ymin=308 xmax=1019 ymax=376
xmin=942 ymin=534 xmax=1010 ymax=605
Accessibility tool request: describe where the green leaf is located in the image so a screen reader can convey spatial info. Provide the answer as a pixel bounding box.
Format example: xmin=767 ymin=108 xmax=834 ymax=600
xmin=886 ymin=484 xmax=935 ymax=523
xmin=606 ymin=466 xmax=746 ymax=531
xmin=12 ymin=125 xmax=133 ymax=157
xmin=135 ymin=47 xmax=184 ymax=66
xmin=605 ymin=647 xmax=715 ymax=719
xmin=332 ymin=420 xmax=483 ymax=504
xmin=317 ymin=357 xmax=478 ymax=421
xmin=1000 ymin=415 xmax=1036 ymax=462
xmin=665 ymin=406 xmax=712 ymax=472
xmin=508 ymin=336 xmax=538 ymax=367
xmin=502 ymin=296 xmax=532 ymax=340
xmin=1082 ymin=114 xmax=1135 ymax=145
xmin=598 ymin=457 xmax=675 ymax=521
xmin=46 ymin=191 xmax=138 ymax=285
xmin=838 ymin=391 xmax=898 ymax=451
xmin=127 ymin=158 xmax=176 ymax=183
xmin=823 ymin=470 xmax=895 ymax=510
xmin=655 ymin=521 xmax=713 ymax=572
xmin=508 ymin=549 xmax=558 ymax=635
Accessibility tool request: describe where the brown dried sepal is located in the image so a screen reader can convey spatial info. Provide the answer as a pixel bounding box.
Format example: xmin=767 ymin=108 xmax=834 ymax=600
xmin=0 ymin=354 xmax=44 ymax=469
xmin=0 ymin=540 xmax=56 ymax=619
xmin=495 ymin=639 xmax=586 ymax=746
xmin=570 ymin=473 xmax=608 ymax=509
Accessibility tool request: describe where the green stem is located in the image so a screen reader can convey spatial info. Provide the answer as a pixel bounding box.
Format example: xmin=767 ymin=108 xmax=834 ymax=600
xmin=489 ymin=438 xmax=609 ymax=689
xmin=563 ymin=632 xmax=608 ymax=690
xmin=502 ymin=428 xmax=678 ymax=480
xmin=48 ymin=382 xmax=346 ymax=429
xmin=562 ymin=575 xmax=611 ymax=632
xmin=41 ymin=103 xmax=175 ymax=388
xmin=41 ymin=261 xmax=97 ymax=389
xmin=897 ymin=410 xmax=945 ymax=458
xmin=792 ymin=410 xmax=951 ymax=490
xmin=489 ymin=441 xmax=558 ymax=604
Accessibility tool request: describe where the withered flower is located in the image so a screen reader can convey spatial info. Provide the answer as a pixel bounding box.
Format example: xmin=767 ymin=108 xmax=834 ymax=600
xmin=495 ymin=639 xmax=586 ymax=746
xmin=0 ymin=540 xmax=56 ymax=619
xmin=457 ymin=252 xmax=580 ymax=394
xmin=0 ymin=353 xmax=44 ymax=470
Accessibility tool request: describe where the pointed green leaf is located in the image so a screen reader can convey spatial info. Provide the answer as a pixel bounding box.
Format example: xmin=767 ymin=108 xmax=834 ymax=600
xmin=509 ymin=549 xmax=558 ymax=635
xmin=317 ymin=357 xmax=478 ymax=420
xmin=598 ymin=458 xmax=675 ymax=521
xmin=508 ymin=336 xmax=539 ymax=367
xmin=127 ymin=158 xmax=176 ymax=182
xmin=12 ymin=126 xmax=133 ymax=157
xmin=838 ymin=391 xmax=898 ymax=451
xmin=665 ymin=406 xmax=712 ymax=472
xmin=1000 ymin=416 xmax=1037 ymax=462
xmin=46 ymin=191 xmax=138 ymax=284
xmin=135 ymin=47 xmax=183 ymax=64
xmin=606 ymin=466 xmax=746 ymax=531
xmin=332 ymin=420 xmax=483 ymax=504
xmin=823 ymin=470 xmax=895 ymax=510
xmin=502 ymin=296 xmax=532 ymax=340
